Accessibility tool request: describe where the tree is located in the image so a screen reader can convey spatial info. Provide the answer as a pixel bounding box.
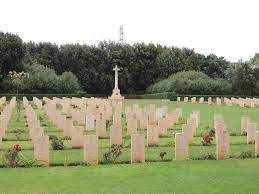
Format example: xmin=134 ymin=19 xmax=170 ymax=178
xmin=0 ymin=32 xmax=25 ymax=75
xmin=248 ymin=53 xmax=259 ymax=68
xmin=200 ymin=54 xmax=229 ymax=79
xmin=231 ymin=63 xmax=257 ymax=95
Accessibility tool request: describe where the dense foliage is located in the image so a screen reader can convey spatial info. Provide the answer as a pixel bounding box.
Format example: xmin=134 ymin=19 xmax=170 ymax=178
xmin=2 ymin=64 xmax=80 ymax=94
xmin=0 ymin=32 xmax=25 ymax=76
xmin=22 ymin=41 xmax=230 ymax=94
xmin=0 ymin=31 xmax=259 ymax=95
xmin=146 ymin=71 xmax=232 ymax=95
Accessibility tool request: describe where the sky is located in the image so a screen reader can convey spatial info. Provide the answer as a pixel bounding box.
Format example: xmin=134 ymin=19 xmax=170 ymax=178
xmin=0 ymin=0 xmax=259 ymax=62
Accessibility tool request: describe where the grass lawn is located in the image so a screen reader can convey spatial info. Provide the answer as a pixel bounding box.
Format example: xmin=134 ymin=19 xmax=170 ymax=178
xmin=1 ymin=99 xmax=259 ymax=193
xmin=1 ymin=100 xmax=259 ymax=166
xmin=126 ymin=100 xmax=259 ymax=133
xmin=0 ymin=159 xmax=259 ymax=194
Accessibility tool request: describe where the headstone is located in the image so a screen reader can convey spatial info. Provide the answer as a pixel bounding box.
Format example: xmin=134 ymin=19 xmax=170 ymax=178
xmin=148 ymin=108 xmax=157 ymax=125
xmin=177 ymin=97 xmax=181 ymax=102
xmin=0 ymin=136 xmax=2 ymax=150
xmin=127 ymin=118 xmax=137 ymax=135
xmin=182 ymin=124 xmax=193 ymax=143
xmin=83 ymin=135 xmax=98 ymax=165
xmin=155 ymin=108 xmax=163 ymax=120
xmin=158 ymin=117 xmax=168 ymax=137
xmin=96 ymin=118 xmax=106 ymax=138
xmin=184 ymin=97 xmax=188 ymax=103
xmin=241 ymin=116 xmax=249 ymax=134
xmin=110 ymin=125 xmax=122 ymax=145
xmin=63 ymin=119 xmax=73 ymax=137
xmin=208 ymin=97 xmax=212 ymax=105
xmin=247 ymin=123 xmax=256 ymax=144
xmin=191 ymin=97 xmax=196 ymax=103
xmin=175 ymin=133 xmax=189 ymax=160
xmin=85 ymin=115 xmax=95 ymax=131
xmin=216 ymin=130 xmax=229 ymax=160
xmin=71 ymin=127 xmax=84 ymax=148
xmin=255 ymin=131 xmax=259 ymax=157
xmin=131 ymin=134 xmax=145 ymax=163
xmin=34 ymin=136 xmax=49 ymax=165
xmin=147 ymin=124 xmax=159 ymax=146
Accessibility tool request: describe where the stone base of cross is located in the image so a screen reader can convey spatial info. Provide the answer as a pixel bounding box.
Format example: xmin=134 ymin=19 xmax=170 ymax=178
xmin=109 ymin=88 xmax=124 ymax=100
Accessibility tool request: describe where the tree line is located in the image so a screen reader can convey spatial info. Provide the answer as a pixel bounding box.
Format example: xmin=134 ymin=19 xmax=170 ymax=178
xmin=0 ymin=31 xmax=258 ymax=95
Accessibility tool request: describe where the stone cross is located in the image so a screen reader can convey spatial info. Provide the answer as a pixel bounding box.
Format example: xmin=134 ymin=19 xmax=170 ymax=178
xmin=113 ymin=65 xmax=120 ymax=90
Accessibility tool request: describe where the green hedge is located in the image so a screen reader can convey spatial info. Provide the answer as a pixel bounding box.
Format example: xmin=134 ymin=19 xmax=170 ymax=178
xmin=125 ymin=93 xmax=259 ymax=100
xmin=1 ymin=93 xmax=258 ymax=101
xmin=0 ymin=93 xmax=107 ymax=101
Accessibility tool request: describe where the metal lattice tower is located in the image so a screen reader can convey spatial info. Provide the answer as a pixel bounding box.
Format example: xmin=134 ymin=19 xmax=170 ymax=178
xmin=119 ymin=25 xmax=124 ymax=44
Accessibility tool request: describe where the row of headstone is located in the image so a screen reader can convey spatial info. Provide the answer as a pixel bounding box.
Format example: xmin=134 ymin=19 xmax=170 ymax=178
xmin=178 ymin=97 xmax=259 ymax=108
xmin=182 ymin=111 xmax=200 ymax=143
xmin=23 ymin=97 xmax=49 ymax=165
xmin=0 ymin=97 xmax=6 ymax=107
xmin=32 ymin=97 xmax=42 ymax=109
xmin=180 ymin=97 xmax=211 ymax=104
xmin=0 ymin=99 xmax=14 ymax=140
xmin=44 ymin=101 xmax=82 ymax=148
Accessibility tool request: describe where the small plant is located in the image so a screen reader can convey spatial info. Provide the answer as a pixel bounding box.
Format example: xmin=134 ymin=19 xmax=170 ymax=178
xmin=178 ymin=117 xmax=187 ymax=125
xmin=106 ymin=120 xmax=112 ymax=130
xmin=20 ymin=155 xmax=38 ymax=167
xmin=3 ymin=144 xmax=22 ymax=167
xmin=49 ymin=135 xmax=58 ymax=140
xmin=237 ymin=150 xmax=254 ymax=159
xmin=242 ymin=132 xmax=247 ymax=136
xmin=202 ymin=135 xmax=213 ymax=146
xmin=15 ymin=128 xmax=23 ymax=140
xmin=166 ymin=141 xmax=175 ymax=147
xmin=103 ymin=144 xmax=123 ymax=164
xmin=63 ymin=136 xmax=71 ymax=140
xmin=203 ymin=153 xmax=216 ymax=160
xmin=160 ymin=152 xmax=167 ymax=161
xmin=51 ymin=138 xmax=65 ymax=150
xmin=63 ymin=154 xmax=70 ymax=167
xmin=39 ymin=116 xmax=44 ymax=121
xmin=208 ymin=129 xmax=215 ymax=136
xmin=230 ymin=131 xmax=237 ymax=136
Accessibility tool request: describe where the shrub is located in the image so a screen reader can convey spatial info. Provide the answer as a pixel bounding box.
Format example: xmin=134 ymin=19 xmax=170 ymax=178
xmin=63 ymin=136 xmax=71 ymax=140
xmin=49 ymin=135 xmax=58 ymax=140
xmin=58 ymin=72 xmax=80 ymax=93
xmin=147 ymin=71 xmax=232 ymax=95
xmin=3 ymin=64 xmax=81 ymax=94
xmin=160 ymin=152 xmax=167 ymax=161
xmin=20 ymin=155 xmax=38 ymax=167
xmin=103 ymin=145 xmax=123 ymax=164
xmin=237 ymin=150 xmax=254 ymax=159
xmin=203 ymin=153 xmax=216 ymax=160
xmin=208 ymin=129 xmax=215 ymax=136
xmin=3 ymin=144 xmax=22 ymax=167
xmin=51 ymin=138 xmax=65 ymax=150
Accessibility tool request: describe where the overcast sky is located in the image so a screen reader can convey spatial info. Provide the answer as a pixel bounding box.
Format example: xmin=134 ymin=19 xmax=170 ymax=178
xmin=0 ymin=0 xmax=259 ymax=62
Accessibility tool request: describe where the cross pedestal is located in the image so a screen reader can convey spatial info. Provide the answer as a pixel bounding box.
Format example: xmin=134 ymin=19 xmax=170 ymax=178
xmin=109 ymin=65 xmax=124 ymax=101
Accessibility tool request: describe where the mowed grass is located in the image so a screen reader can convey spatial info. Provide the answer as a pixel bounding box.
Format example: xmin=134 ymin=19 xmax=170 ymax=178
xmin=0 ymin=159 xmax=259 ymax=194
xmin=126 ymin=100 xmax=259 ymax=133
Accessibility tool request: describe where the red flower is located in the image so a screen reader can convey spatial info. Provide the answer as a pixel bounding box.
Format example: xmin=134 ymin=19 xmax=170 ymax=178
xmin=13 ymin=144 xmax=22 ymax=152
xmin=203 ymin=135 xmax=213 ymax=142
